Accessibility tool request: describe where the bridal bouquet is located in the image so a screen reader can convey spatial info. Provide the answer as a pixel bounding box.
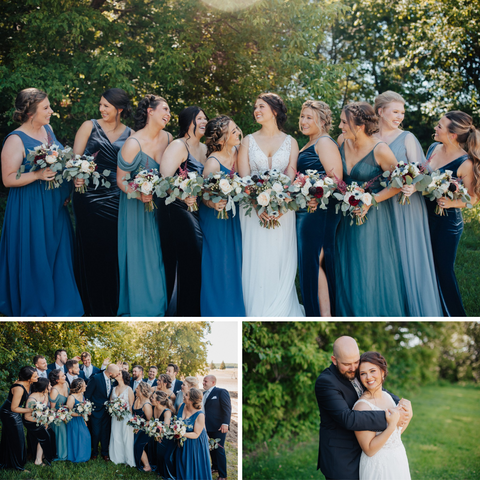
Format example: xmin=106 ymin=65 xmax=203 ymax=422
xmin=333 ymin=180 xmax=378 ymax=226
xmin=53 ymin=406 xmax=73 ymax=426
xmin=163 ymin=416 xmax=188 ymax=447
xmin=241 ymin=168 xmax=293 ymax=229
xmin=63 ymin=153 xmax=111 ymax=193
xmin=288 ymin=170 xmax=336 ymax=212
xmin=202 ymin=170 xmax=246 ymax=219
xmin=127 ymin=415 xmax=147 ymax=434
xmin=380 ymin=161 xmax=431 ymax=205
xmin=144 ymin=419 xmax=165 ymax=441
xmin=72 ymin=399 xmax=94 ymax=421
xmin=423 ymin=169 xmax=472 ymax=216
xmin=125 ymin=168 xmax=169 ymax=212
xmin=104 ymin=398 xmax=130 ymax=420
xmin=165 ymin=165 xmax=204 ymax=212
xmin=30 ymin=401 xmax=56 ymax=427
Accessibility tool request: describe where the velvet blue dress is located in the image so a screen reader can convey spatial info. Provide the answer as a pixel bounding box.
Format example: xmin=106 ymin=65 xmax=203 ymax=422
xmin=425 ymin=142 xmax=468 ymax=316
xmin=199 ymin=158 xmax=245 ymax=316
xmin=335 ymin=142 xmax=408 ymax=316
xmin=389 ymin=131 xmax=443 ymax=316
xmin=176 ymin=404 xmax=212 ymax=480
xmin=67 ymin=396 xmax=91 ymax=463
xmin=0 ymin=125 xmax=83 ymax=317
xmin=132 ymin=401 xmax=152 ymax=471
xmin=49 ymin=388 xmax=69 ymax=461
xmin=296 ymin=136 xmax=340 ymax=317
xmin=117 ymin=139 xmax=167 ymax=317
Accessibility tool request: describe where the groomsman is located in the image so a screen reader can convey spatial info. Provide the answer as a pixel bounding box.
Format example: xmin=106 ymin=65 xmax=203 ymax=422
xmin=47 ymin=349 xmax=68 ymax=373
xmin=122 ymin=362 xmax=129 ymax=372
xmin=33 ymin=355 xmax=50 ymax=379
xmin=85 ymin=364 xmax=120 ymax=461
xmin=145 ymin=366 xmax=158 ymax=388
xmin=130 ymin=365 xmax=146 ymax=392
xmin=203 ymin=375 xmax=232 ymax=480
xmin=166 ymin=363 xmax=183 ymax=394
xmin=80 ymin=352 xmax=106 ymax=384
xmin=65 ymin=359 xmax=86 ymax=387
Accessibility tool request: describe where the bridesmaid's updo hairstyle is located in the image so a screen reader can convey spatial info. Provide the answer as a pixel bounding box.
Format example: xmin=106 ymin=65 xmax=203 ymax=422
xmin=158 ymin=373 xmax=172 ymax=389
xmin=256 ymin=92 xmax=288 ymax=131
xmin=137 ymin=382 xmax=152 ymax=398
xmin=102 ymin=88 xmax=132 ymax=119
xmin=70 ymin=378 xmax=86 ymax=394
xmin=18 ymin=366 xmax=36 ymax=381
xmin=178 ymin=106 xmax=209 ymax=141
xmin=150 ymin=391 xmax=174 ymax=412
xmin=121 ymin=370 xmax=131 ymax=385
xmin=300 ymin=100 xmax=332 ymax=133
xmin=205 ymin=115 xmax=232 ymax=157
xmin=374 ymin=91 xmax=405 ymax=115
xmin=187 ymin=388 xmax=203 ymax=409
xmin=31 ymin=378 xmax=49 ymax=393
xmin=13 ymin=88 xmax=48 ymax=124
xmin=48 ymin=369 xmax=62 ymax=386
xmin=444 ymin=110 xmax=480 ymax=198
xmin=134 ymin=94 xmax=167 ymax=131
xmin=344 ymin=102 xmax=379 ymax=137
xmin=184 ymin=376 xmax=199 ymax=389
xmin=357 ymin=351 xmax=388 ymax=385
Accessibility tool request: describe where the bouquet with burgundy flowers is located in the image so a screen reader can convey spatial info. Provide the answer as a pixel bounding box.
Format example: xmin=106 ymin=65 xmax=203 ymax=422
xmin=125 ymin=168 xmax=169 ymax=212
xmin=165 ymin=163 xmax=204 ymax=212
xmin=53 ymin=406 xmax=73 ymax=426
xmin=163 ymin=416 xmax=188 ymax=447
xmin=288 ymin=169 xmax=337 ymax=212
xmin=127 ymin=415 xmax=147 ymax=434
xmin=29 ymin=400 xmax=56 ymax=427
xmin=63 ymin=153 xmax=111 ymax=193
xmin=72 ymin=399 xmax=94 ymax=421
xmin=104 ymin=397 xmax=130 ymax=421
xmin=144 ymin=419 xmax=165 ymax=441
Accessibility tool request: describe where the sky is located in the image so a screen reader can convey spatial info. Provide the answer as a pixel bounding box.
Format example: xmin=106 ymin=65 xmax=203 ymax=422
xmin=205 ymin=321 xmax=239 ymax=364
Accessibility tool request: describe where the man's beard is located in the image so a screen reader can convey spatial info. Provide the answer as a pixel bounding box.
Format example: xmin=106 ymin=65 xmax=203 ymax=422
xmin=335 ymin=364 xmax=356 ymax=381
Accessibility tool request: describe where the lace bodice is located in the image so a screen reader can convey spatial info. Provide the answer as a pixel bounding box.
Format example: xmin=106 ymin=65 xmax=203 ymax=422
xmin=112 ymin=386 xmax=131 ymax=409
xmin=248 ymin=134 xmax=292 ymax=175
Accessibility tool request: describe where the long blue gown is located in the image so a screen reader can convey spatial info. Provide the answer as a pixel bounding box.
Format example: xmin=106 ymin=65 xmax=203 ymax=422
xmin=296 ymin=136 xmax=340 ymax=317
xmin=335 ymin=142 xmax=408 ymax=316
xmin=66 ymin=396 xmax=91 ymax=463
xmin=176 ymin=404 xmax=212 ymax=480
xmin=389 ymin=131 xmax=443 ymax=316
xmin=49 ymin=388 xmax=69 ymax=461
xmin=132 ymin=401 xmax=152 ymax=471
xmin=425 ymin=142 xmax=468 ymax=316
xmin=117 ymin=140 xmax=167 ymax=317
xmin=0 ymin=125 xmax=83 ymax=317
xmin=199 ymin=158 xmax=245 ymax=316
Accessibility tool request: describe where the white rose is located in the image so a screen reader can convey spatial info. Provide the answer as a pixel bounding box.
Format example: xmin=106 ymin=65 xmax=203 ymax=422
xmin=66 ymin=160 xmax=73 ymax=168
xmin=272 ymin=182 xmax=283 ymax=194
xmin=257 ymin=191 xmax=270 ymax=206
xmin=362 ymin=192 xmax=373 ymax=206
xmin=152 ymin=175 xmax=159 ymax=183
xmin=235 ymin=186 xmax=242 ymax=194
xmin=314 ymin=179 xmax=324 ymax=187
xmin=219 ymin=178 xmax=233 ymax=194
xmin=45 ymin=155 xmax=57 ymax=164
xmin=174 ymin=177 xmax=181 ymax=186
xmin=440 ymin=183 xmax=449 ymax=193
xmin=344 ymin=192 xmax=352 ymax=204
xmin=188 ymin=171 xmax=197 ymax=179
xmin=324 ymin=177 xmax=334 ymax=185
xmin=141 ymin=181 xmax=153 ymax=194
xmin=80 ymin=160 xmax=90 ymax=172
xmin=180 ymin=179 xmax=189 ymax=191
xmin=301 ymin=180 xmax=312 ymax=196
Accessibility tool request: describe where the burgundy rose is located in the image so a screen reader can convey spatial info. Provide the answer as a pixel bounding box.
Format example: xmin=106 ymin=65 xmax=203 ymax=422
xmin=448 ymin=183 xmax=457 ymax=192
xmin=348 ymin=196 xmax=361 ymax=207
xmin=309 ymin=186 xmax=324 ymax=198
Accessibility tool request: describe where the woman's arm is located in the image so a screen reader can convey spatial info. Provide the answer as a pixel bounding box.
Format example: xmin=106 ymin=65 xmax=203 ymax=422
xmin=237 ymin=136 xmax=251 ymax=177
xmin=128 ymin=388 xmax=135 ymax=414
xmin=317 ymin=137 xmax=343 ymax=181
xmin=144 ymin=403 xmax=153 ymax=421
xmin=49 ymin=387 xmax=59 ymax=409
xmin=163 ymin=409 xmax=172 ymax=427
xmin=202 ymin=157 xmax=228 ymax=211
xmin=285 ymin=137 xmax=299 ymax=181
xmin=72 ymin=120 xmax=93 ymax=156
xmin=159 ymin=139 xmax=187 ymax=177
xmin=184 ymin=411 xmax=205 ymax=439
xmin=66 ymin=395 xmax=80 ymax=416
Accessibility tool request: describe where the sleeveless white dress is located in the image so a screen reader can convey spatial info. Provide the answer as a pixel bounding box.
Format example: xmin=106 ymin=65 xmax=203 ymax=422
xmin=239 ymin=134 xmax=305 ymax=317
xmin=109 ymin=386 xmax=135 ymax=467
xmin=353 ymin=394 xmax=411 ymax=480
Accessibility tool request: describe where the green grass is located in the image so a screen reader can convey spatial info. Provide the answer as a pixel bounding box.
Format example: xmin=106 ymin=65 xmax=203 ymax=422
xmin=243 ymin=383 xmax=480 ymax=480
xmin=0 ymin=441 xmax=237 ymax=479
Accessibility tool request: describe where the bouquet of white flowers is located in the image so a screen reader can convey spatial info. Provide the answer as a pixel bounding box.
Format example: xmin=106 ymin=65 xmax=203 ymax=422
xmin=53 ymin=406 xmax=73 ymax=426
xmin=104 ymin=397 xmax=130 ymax=420
xmin=334 ymin=180 xmax=378 ymax=226
xmin=72 ymin=399 xmax=94 ymax=421
xmin=30 ymin=400 xmax=56 ymax=427
xmin=63 ymin=153 xmax=111 ymax=193
xmin=126 ymin=168 xmax=169 ymax=212
xmin=165 ymin=164 xmax=204 ymax=212
xmin=163 ymin=416 xmax=188 ymax=447
xmin=127 ymin=415 xmax=147 ymax=434
xmin=143 ymin=419 xmax=165 ymax=441
xmin=288 ymin=170 xmax=337 ymax=212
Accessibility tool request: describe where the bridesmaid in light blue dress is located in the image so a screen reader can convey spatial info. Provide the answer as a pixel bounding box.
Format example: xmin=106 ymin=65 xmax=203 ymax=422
xmin=335 ymin=102 xmax=407 ymax=316
xmin=374 ymin=91 xmax=442 ymax=316
xmin=49 ymin=369 xmax=69 ymax=461
xmin=116 ymin=95 xmax=171 ymax=317
xmin=199 ymin=116 xmax=245 ymax=316
xmin=66 ymin=379 xmax=91 ymax=463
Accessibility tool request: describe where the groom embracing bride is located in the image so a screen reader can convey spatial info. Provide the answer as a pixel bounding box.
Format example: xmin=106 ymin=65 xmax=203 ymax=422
xmin=315 ymin=336 xmax=413 ymax=480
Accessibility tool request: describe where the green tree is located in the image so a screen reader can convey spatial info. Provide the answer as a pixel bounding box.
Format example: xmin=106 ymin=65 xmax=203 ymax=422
xmin=210 ymin=361 xmax=215 ymax=370
xmin=220 ymin=360 xmax=226 ymax=370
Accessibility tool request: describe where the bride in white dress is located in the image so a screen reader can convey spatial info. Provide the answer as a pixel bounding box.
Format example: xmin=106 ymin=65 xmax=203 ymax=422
xmin=238 ymin=92 xmax=305 ymax=317
xmin=353 ymin=352 xmax=412 ymax=480
xmin=109 ymin=370 xmax=135 ymax=467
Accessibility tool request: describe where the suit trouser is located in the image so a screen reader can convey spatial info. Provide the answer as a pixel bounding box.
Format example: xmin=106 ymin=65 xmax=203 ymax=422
xmin=88 ymin=411 xmax=111 ymax=456
xmin=208 ymin=430 xmax=227 ymax=478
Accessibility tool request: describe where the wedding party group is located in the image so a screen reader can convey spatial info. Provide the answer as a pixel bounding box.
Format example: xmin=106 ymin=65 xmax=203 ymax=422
xmin=0 ymin=350 xmax=232 ymax=480
xmin=315 ymin=336 xmax=413 ymax=480
xmin=1 ymin=86 xmax=479 ymax=318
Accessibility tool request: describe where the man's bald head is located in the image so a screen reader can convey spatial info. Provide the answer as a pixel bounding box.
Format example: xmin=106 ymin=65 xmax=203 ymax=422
xmin=203 ymin=375 xmax=217 ymax=390
xmin=106 ymin=364 xmax=120 ymax=377
xmin=331 ymin=336 xmax=360 ymax=381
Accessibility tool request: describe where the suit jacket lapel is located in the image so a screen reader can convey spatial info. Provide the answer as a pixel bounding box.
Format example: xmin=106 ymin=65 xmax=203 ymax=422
xmin=205 ymin=386 xmax=217 ymax=405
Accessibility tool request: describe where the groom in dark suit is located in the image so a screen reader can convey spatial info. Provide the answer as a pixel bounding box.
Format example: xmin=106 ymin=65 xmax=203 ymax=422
xmin=85 ymin=363 xmax=120 ymax=461
xmin=47 ymin=349 xmax=68 ymax=374
xmin=315 ymin=336 xmax=411 ymax=480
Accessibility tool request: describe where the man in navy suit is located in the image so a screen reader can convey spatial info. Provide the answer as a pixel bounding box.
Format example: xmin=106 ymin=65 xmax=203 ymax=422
xmin=34 ymin=355 xmax=50 ymax=380
xmin=65 ymin=359 xmax=86 ymax=387
xmin=130 ymin=365 xmax=146 ymax=392
xmin=315 ymin=336 xmax=412 ymax=480
xmin=79 ymin=352 xmax=106 ymax=384
xmin=166 ymin=363 xmax=183 ymax=394
xmin=47 ymin=349 xmax=68 ymax=373
xmin=145 ymin=366 xmax=158 ymax=388
xmin=203 ymin=375 xmax=231 ymax=480
xmin=85 ymin=363 xmax=120 ymax=461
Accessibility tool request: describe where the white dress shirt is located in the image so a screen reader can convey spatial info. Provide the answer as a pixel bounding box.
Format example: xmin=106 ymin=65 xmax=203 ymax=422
xmin=83 ymin=365 xmax=93 ymax=379
xmin=36 ymin=368 xmax=48 ymax=379
xmin=66 ymin=372 xmax=78 ymax=385
xmin=104 ymin=371 xmax=111 ymax=397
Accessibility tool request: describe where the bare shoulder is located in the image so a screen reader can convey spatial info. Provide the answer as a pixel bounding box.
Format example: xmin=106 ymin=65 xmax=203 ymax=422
xmin=337 ymin=133 xmax=345 ymax=147
xmin=353 ymin=399 xmax=371 ymax=411
xmin=78 ymin=120 xmax=94 ymax=135
xmin=2 ymin=132 xmax=24 ymax=151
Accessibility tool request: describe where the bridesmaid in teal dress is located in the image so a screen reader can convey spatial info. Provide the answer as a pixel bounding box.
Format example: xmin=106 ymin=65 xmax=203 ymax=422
xmin=199 ymin=116 xmax=245 ymax=316
xmin=424 ymin=111 xmax=480 ymax=316
xmin=296 ymin=101 xmax=343 ymax=317
xmin=66 ymin=378 xmax=91 ymax=463
xmin=49 ymin=369 xmax=69 ymax=461
xmin=335 ymin=102 xmax=407 ymax=316
xmin=374 ymin=91 xmax=442 ymax=316
xmin=116 ymin=95 xmax=171 ymax=316
xmin=0 ymin=88 xmax=83 ymax=317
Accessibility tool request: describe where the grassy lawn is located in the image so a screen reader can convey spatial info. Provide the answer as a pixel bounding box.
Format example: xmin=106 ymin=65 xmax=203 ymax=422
xmin=0 ymin=441 xmax=237 ymax=479
xmin=243 ymin=383 xmax=480 ymax=480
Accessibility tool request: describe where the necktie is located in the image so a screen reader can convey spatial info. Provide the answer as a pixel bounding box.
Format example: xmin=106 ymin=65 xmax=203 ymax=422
xmin=106 ymin=377 xmax=111 ymax=396
xmin=350 ymin=378 xmax=363 ymax=398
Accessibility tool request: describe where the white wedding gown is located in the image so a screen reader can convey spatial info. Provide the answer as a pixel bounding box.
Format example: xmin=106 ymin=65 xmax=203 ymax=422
xmin=109 ymin=386 xmax=135 ymax=467
xmin=240 ymin=134 xmax=305 ymax=317
xmin=353 ymin=394 xmax=411 ymax=480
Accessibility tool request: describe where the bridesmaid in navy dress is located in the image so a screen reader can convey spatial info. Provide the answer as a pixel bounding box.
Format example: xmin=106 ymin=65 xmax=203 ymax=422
xmin=0 ymin=366 xmax=37 ymax=471
xmin=132 ymin=382 xmax=153 ymax=471
xmin=199 ymin=116 xmax=245 ymax=316
xmin=159 ymin=106 xmax=208 ymax=316
xmin=425 ymin=111 xmax=480 ymax=316
xmin=0 ymin=88 xmax=83 ymax=317
xmin=176 ymin=389 xmax=213 ymax=480
xmin=116 ymin=95 xmax=171 ymax=316
xmin=72 ymin=88 xmax=132 ymax=316
xmin=296 ymin=101 xmax=343 ymax=317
